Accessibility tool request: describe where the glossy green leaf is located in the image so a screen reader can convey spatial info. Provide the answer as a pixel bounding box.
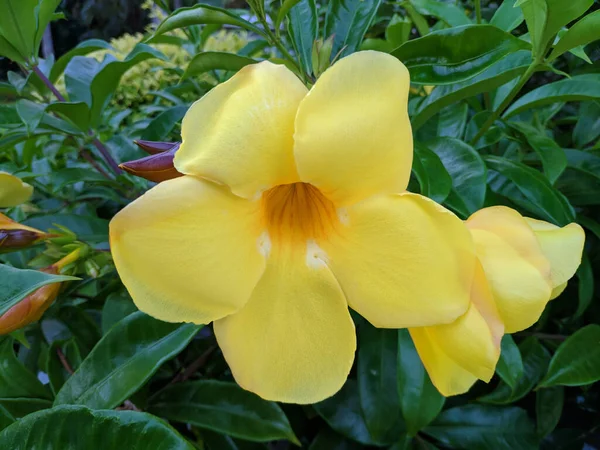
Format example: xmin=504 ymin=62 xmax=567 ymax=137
xmin=504 ymin=75 xmax=600 ymax=117
xmin=358 ymin=324 xmax=401 ymax=441
xmin=413 ymin=143 xmax=452 ymax=204
xmin=140 ymin=105 xmax=188 ymax=141
xmin=0 ymin=398 xmax=51 ymax=418
xmin=0 ymin=338 xmax=51 ymax=399
xmin=538 ymin=324 xmax=600 ymax=388
xmin=50 ymin=39 xmax=113 ymax=83
xmin=485 ymin=155 xmax=575 ymax=225
xmin=0 ymin=406 xmax=195 ymax=450
xmin=24 ymin=214 xmax=109 ymax=243
xmin=424 ymin=405 xmax=538 ymax=450
xmin=573 ymin=101 xmax=600 ymax=148
xmin=385 ymin=15 xmax=412 ymax=48
xmin=411 ymin=0 xmax=471 ymax=27
xmin=289 ymin=0 xmax=318 ymax=76
xmin=153 ymin=4 xmax=265 ymax=38
xmin=183 ymin=52 xmax=257 ymax=80
xmin=549 ymin=10 xmax=600 ymax=62
xmin=412 ymin=51 xmax=532 ymax=129
xmin=495 ymin=335 xmax=524 ymax=389
xmin=479 ymin=338 xmax=550 ymax=405
xmin=490 ymin=0 xmax=524 ymax=32
xmin=101 ymin=292 xmax=137 ymax=334
xmin=541 ymin=0 xmax=593 ymax=49
xmin=46 ymin=338 xmax=82 ymax=395
xmin=0 ymin=0 xmax=37 ymax=61
xmin=403 ymin=3 xmax=430 ymax=36
xmin=519 ymin=0 xmax=547 ymax=58
xmin=425 ymin=137 xmax=486 ymax=216
xmin=0 ymin=405 xmax=14 ymax=433
xmin=323 ymin=0 xmax=382 ymax=58
xmin=0 ymin=265 xmax=77 ymax=317
xmin=536 ymin=386 xmax=563 ymax=437
xmin=397 ymin=330 xmax=444 ymax=437
xmin=276 ymin=0 xmax=301 ymax=31
xmin=437 ymin=103 xmax=468 ymax=139
xmin=149 ymin=380 xmax=298 ymax=444
xmin=392 ymin=25 xmax=530 ymax=85
xmin=54 ymin=312 xmax=199 ymax=409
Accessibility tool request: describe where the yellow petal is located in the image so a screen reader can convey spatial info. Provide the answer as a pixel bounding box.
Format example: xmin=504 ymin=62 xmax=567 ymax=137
xmin=409 ymin=327 xmax=478 ymax=397
xmin=467 ymin=207 xmax=552 ymax=333
xmin=410 ymin=261 xmax=503 ymax=397
xmin=110 ymin=176 xmax=266 ymax=324
xmin=0 ymin=172 xmax=33 ymax=207
xmin=323 ymin=193 xmax=474 ymax=328
xmin=294 ymin=51 xmax=412 ymax=206
xmin=525 ymin=218 xmax=585 ymax=290
xmin=214 ymin=245 xmax=356 ymax=404
xmin=550 ymin=282 xmax=568 ymax=300
xmin=174 ymin=61 xmax=308 ymax=199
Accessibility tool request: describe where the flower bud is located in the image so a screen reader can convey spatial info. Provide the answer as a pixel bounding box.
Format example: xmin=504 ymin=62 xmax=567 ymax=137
xmin=0 ymin=213 xmax=48 ymax=252
xmin=311 ymin=36 xmax=336 ymax=78
xmin=134 ymin=140 xmax=180 ymax=155
xmin=120 ymin=143 xmax=183 ymax=183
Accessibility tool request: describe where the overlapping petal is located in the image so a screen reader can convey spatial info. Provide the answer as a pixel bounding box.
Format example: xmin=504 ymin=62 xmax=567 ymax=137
xmin=321 ymin=193 xmax=474 ymax=328
xmin=409 ymin=261 xmax=503 ymax=396
xmin=214 ymin=246 xmax=356 ymax=404
xmin=467 ymin=207 xmax=552 ymax=333
xmin=294 ymin=51 xmax=413 ymax=206
xmin=110 ymin=176 xmax=266 ymax=324
xmin=174 ymin=61 xmax=308 ymax=199
xmin=0 ymin=172 xmax=33 ymax=207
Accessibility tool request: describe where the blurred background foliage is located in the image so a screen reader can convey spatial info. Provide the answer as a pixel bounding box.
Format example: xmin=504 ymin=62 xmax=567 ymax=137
xmin=1 ymin=0 xmax=600 ymax=449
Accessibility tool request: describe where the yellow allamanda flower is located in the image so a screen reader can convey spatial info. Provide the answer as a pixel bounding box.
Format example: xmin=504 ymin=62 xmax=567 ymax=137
xmin=0 ymin=172 xmax=33 ymax=207
xmin=110 ymin=51 xmax=478 ymax=404
xmin=410 ymin=206 xmax=585 ymax=396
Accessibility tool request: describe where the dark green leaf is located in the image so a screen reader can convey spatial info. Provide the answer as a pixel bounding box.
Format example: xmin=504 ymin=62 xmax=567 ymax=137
xmin=411 ymin=0 xmax=471 ymax=27
xmin=324 ymin=0 xmax=382 ymax=58
xmin=519 ymin=0 xmax=548 ymax=58
xmin=0 ymin=34 xmax=26 ymax=63
xmin=573 ymin=102 xmax=600 ymax=148
xmin=549 ymin=10 xmax=600 ymax=62
xmin=575 ymin=254 xmax=594 ymax=318
xmin=397 ymin=330 xmax=444 ymax=436
xmin=358 ymin=324 xmax=401 ymax=441
xmin=183 ymin=52 xmax=257 ymax=80
xmin=0 ymin=265 xmax=77 ymax=317
xmin=541 ymin=0 xmax=593 ymax=48
xmin=50 ymin=39 xmax=113 ymax=83
xmin=46 ymin=101 xmax=91 ymax=131
xmin=149 ymin=380 xmax=298 ymax=444
xmin=101 ymin=292 xmax=137 ymax=334
xmin=289 ymin=0 xmax=317 ymax=76
xmin=536 ymin=386 xmax=563 ymax=438
xmin=0 ymin=398 xmax=52 ymax=418
xmin=538 ymin=324 xmax=600 ymax=388
xmin=495 ymin=335 xmax=524 ymax=389
xmin=24 ymin=214 xmax=109 ymax=243
xmin=0 ymin=405 xmax=195 ymax=450
xmin=0 ymin=405 xmax=14 ymax=433
xmin=0 ymin=338 xmax=50 ymax=399
xmin=140 ymin=105 xmax=188 ymax=141
xmin=424 ymin=405 xmax=538 ymax=450
xmin=0 ymin=0 xmax=37 ymax=60
xmin=437 ymin=103 xmax=468 ymax=139
xmin=392 ymin=25 xmax=530 ymax=85
xmin=48 ymin=168 xmax=113 ymax=192
xmin=54 ymin=312 xmax=200 ymax=409
xmin=413 ymin=143 xmax=452 ymax=203
xmin=276 ymin=0 xmax=301 ymax=30
xmin=490 ymin=0 xmax=524 ymax=32
xmin=309 ymin=429 xmax=362 ymax=450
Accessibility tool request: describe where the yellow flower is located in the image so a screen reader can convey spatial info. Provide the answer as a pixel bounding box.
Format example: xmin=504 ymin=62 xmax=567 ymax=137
xmin=0 ymin=172 xmax=33 ymax=207
xmin=109 ymin=51 xmax=476 ymax=404
xmin=410 ymin=206 xmax=584 ymax=396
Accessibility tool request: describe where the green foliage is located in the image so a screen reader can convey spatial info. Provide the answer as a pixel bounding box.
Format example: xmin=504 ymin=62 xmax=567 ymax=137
xmin=0 ymin=0 xmax=599 ymax=448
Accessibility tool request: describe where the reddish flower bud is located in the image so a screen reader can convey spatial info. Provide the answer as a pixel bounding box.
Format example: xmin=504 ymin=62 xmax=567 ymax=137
xmin=0 ymin=213 xmax=48 ymax=253
xmin=134 ymin=140 xmax=180 ymax=155
xmin=120 ymin=143 xmax=183 ymax=183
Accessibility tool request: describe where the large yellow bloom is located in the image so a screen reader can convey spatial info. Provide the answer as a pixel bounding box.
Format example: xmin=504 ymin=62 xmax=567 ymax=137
xmin=110 ymin=51 xmax=476 ymax=404
xmin=410 ymin=206 xmax=584 ymax=396
xmin=0 ymin=172 xmax=33 ymax=207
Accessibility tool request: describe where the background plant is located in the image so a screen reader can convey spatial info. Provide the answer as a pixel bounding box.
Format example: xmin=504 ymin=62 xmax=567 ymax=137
xmin=0 ymin=0 xmax=599 ymax=449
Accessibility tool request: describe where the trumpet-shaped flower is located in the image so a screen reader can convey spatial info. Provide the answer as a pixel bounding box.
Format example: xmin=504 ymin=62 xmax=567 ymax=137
xmin=0 ymin=172 xmax=33 ymax=207
xmin=110 ymin=51 xmax=476 ymax=404
xmin=410 ymin=206 xmax=584 ymax=396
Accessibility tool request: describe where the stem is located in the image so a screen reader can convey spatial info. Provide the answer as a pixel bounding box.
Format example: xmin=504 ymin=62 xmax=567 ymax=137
xmin=256 ymin=15 xmax=303 ymax=79
xmin=56 ymin=348 xmax=74 ymax=375
xmin=32 ymin=65 xmax=65 ymax=102
xmin=475 ymin=0 xmax=482 ymax=24
xmin=81 ymin=149 xmax=112 ymax=180
xmin=469 ymin=62 xmax=539 ymax=145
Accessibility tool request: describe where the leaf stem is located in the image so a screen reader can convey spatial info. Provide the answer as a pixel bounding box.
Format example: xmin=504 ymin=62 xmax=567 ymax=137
xmin=256 ymin=15 xmax=304 ymax=80
xmin=469 ymin=61 xmax=539 ymax=145
xmin=475 ymin=0 xmax=482 ymax=24
xmin=32 ymin=65 xmax=65 ymax=102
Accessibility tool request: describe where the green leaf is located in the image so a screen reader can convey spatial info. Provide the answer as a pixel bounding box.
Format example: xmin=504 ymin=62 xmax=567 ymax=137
xmin=403 ymin=3 xmax=430 ymax=36
xmin=437 ymin=102 xmax=468 ymax=139
xmin=33 ymin=0 xmax=62 ymax=56
xmin=314 ymin=380 xmax=391 ymax=446
xmin=397 ymin=330 xmax=444 ymax=437
xmin=485 ymin=155 xmax=576 ymax=225
xmin=490 ymin=0 xmax=524 ymax=32
xmin=575 ymin=254 xmax=594 ymax=318
xmin=504 ymin=75 xmax=600 ymax=117
xmin=358 ymin=324 xmax=401 ymax=441
xmin=48 ymin=168 xmax=112 ymax=192
xmin=412 ymin=51 xmax=532 ymax=129
xmin=101 ymin=292 xmax=137 ymax=334
xmin=149 ymin=380 xmax=298 ymax=444
xmin=425 ymin=137 xmax=486 ymax=216
xmin=424 ymin=405 xmax=538 ymax=450
xmin=479 ymin=337 xmax=550 ymax=405
xmin=0 ymin=0 xmax=38 ymax=61
xmin=0 ymin=398 xmax=51 ymax=418
xmin=495 ymin=335 xmax=524 ymax=389
xmin=153 ymin=4 xmax=266 ymax=38
xmin=413 ymin=143 xmax=452 ymax=203
xmin=289 ymin=0 xmax=318 ymax=76
xmin=536 ymin=386 xmax=563 ymax=438
xmin=15 ymin=99 xmax=45 ymax=134
xmin=573 ymin=101 xmax=600 ymax=148
xmin=23 ymin=214 xmax=109 ymax=243
xmin=386 ymin=15 xmax=412 ymax=48
xmin=140 ymin=105 xmax=188 ymax=141
xmin=0 ymin=405 xmax=195 ymax=450
xmin=411 ymin=0 xmax=471 ymax=27
xmin=0 ymin=405 xmax=14 ymax=433
xmin=64 ymin=56 xmax=103 ymax=105
xmin=275 ymin=0 xmax=301 ymax=31
xmin=392 ymin=25 xmax=530 ymax=85
xmin=540 ymin=0 xmax=593 ymax=49
xmin=50 ymin=39 xmax=113 ymax=83
xmin=46 ymin=338 xmax=82 ymax=395
xmin=54 ymin=312 xmax=200 ymax=409
xmin=519 ymin=0 xmax=548 ymax=58
xmin=309 ymin=429 xmax=363 ymax=450
xmin=46 ymin=101 xmax=91 ymax=132
xmin=508 ymin=122 xmax=567 ymax=184
xmin=324 ymin=0 xmax=382 ymax=58
xmin=538 ymin=324 xmax=600 ymax=388
xmin=0 ymin=265 xmax=77 ymax=317
xmin=549 ymin=10 xmax=600 ymax=62
xmin=0 ymin=34 xmax=26 ymax=63
xmin=0 ymin=338 xmax=51 ymax=399
xmin=182 ymin=52 xmax=257 ymax=80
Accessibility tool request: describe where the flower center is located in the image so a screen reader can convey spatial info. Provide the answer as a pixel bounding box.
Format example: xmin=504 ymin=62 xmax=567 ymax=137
xmin=261 ymin=182 xmax=339 ymax=244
